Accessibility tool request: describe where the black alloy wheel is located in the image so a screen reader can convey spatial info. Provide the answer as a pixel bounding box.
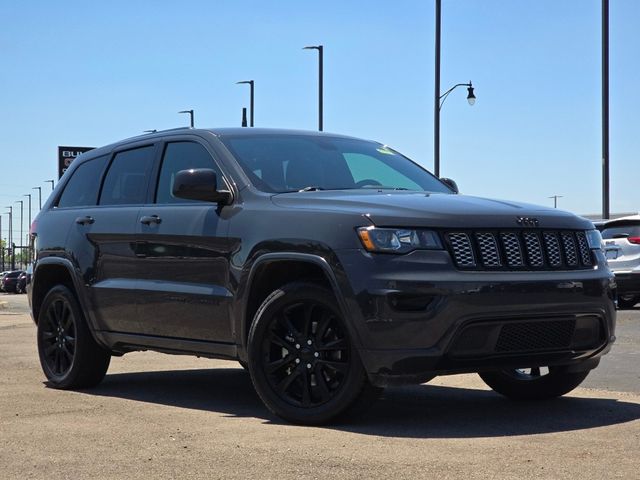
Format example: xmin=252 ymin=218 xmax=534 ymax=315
xmin=479 ymin=366 xmax=590 ymax=400
xmin=37 ymin=285 xmax=110 ymax=389
xmin=248 ymin=282 xmax=380 ymax=424
xmin=40 ymin=295 xmax=77 ymax=377
xmin=262 ymin=300 xmax=349 ymax=408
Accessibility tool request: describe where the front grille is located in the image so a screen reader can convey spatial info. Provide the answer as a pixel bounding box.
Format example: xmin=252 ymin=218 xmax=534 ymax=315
xmin=495 ymin=319 xmax=576 ymax=352
xmin=446 ymin=230 xmax=594 ymax=271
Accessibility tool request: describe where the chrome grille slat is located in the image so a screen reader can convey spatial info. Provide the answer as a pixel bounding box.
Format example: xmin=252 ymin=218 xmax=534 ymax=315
xmin=446 ymin=230 xmax=593 ymax=271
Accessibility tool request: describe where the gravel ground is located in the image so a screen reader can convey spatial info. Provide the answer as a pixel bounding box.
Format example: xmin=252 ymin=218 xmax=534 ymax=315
xmin=1 ymin=293 xmax=638 ymax=479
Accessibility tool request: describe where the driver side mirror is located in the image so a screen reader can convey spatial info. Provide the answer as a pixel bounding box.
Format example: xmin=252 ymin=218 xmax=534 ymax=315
xmin=440 ymin=177 xmax=459 ymax=194
xmin=172 ymin=168 xmax=232 ymax=204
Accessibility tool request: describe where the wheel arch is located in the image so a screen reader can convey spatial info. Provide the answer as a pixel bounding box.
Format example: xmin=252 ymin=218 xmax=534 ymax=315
xmin=31 ymin=258 xmax=86 ymax=325
xmin=238 ymin=253 xmax=359 ymax=358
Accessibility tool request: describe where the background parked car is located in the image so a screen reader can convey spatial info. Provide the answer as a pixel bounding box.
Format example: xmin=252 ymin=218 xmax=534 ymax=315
xmin=601 ymin=214 xmax=640 ymax=309
xmin=0 ymin=270 xmax=25 ymax=294
xmin=0 ymin=271 xmax=10 ymax=292
xmin=16 ymin=266 xmax=32 ymax=294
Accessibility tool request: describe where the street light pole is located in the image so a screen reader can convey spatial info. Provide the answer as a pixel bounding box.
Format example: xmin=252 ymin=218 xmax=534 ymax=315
xmin=24 ymin=194 xmax=31 ymax=265
xmin=602 ymin=0 xmax=610 ymax=220
xmin=33 ymin=186 xmax=42 ymax=210
xmin=6 ymin=207 xmax=13 ymax=270
xmin=15 ymin=200 xmax=23 ymax=269
xmin=236 ymin=80 xmax=255 ymax=127
xmin=434 ymin=0 xmax=441 ymax=177
xmin=303 ymin=45 xmax=323 ymax=131
xmin=0 ymin=215 xmax=3 ymax=271
xmin=548 ymin=195 xmax=564 ymax=208
xmin=179 ymin=110 xmax=195 ymax=128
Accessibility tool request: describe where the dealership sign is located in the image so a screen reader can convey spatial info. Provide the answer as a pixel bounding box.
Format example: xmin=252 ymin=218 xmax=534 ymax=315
xmin=58 ymin=146 xmax=95 ymax=178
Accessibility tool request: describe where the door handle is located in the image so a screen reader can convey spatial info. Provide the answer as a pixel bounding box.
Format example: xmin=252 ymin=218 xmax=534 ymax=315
xmin=75 ymin=216 xmax=95 ymax=225
xmin=140 ymin=215 xmax=162 ymax=225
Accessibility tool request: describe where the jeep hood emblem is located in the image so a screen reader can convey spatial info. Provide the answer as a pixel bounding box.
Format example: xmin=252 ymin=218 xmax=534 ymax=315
xmin=516 ymin=216 xmax=539 ymax=227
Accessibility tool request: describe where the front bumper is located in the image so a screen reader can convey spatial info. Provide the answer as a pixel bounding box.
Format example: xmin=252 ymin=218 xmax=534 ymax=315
xmin=334 ymin=249 xmax=617 ymax=386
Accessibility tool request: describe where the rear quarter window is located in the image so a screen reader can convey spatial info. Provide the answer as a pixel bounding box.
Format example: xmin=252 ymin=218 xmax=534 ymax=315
xmin=57 ymin=155 xmax=109 ymax=208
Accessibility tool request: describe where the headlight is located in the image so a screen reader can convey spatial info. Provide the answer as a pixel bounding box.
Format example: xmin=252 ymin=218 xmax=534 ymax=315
xmin=357 ymin=227 xmax=442 ymax=253
xmin=586 ymin=229 xmax=603 ymax=250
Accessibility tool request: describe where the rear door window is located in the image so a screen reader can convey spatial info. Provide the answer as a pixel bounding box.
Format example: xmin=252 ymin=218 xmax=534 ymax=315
xmin=57 ymin=155 xmax=109 ymax=208
xmin=99 ymin=146 xmax=155 ymax=205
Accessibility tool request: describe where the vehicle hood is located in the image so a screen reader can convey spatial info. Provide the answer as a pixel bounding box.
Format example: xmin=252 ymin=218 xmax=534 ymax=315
xmin=271 ymin=191 xmax=593 ymax=230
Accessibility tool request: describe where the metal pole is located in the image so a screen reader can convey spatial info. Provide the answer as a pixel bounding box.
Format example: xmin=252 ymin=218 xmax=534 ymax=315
xmin=33 ymin=187 xmax=42 ymax=210
xmin=249 ymin=81 xmax=254 ymax=127
xmin=602 ymin=0 xmax=610 ymax=219
xmin=16 ymin=201 xmax=23 ymax=269
xmin=24 ymin=194 xmax=31 ymax=265
xmin=318 ymin=45 xmax=323 ymax=132
xmin=241 ymin=107 xmax=248 ymax=127
xmin=7 ymin=207 xmax=13 ymax=270
xmin=0 ymin=215 xmax=3 ymax=271
xmin=237 ymin=81 xmax=255 ymax=127
xmin=178 ymin=110 xmax=194 ymax=128
xmin=434 ymin=0 xmax=442 ymax=177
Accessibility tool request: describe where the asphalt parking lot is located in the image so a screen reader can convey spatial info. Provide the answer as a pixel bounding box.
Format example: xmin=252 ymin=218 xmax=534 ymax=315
xmin=1 ymin=293 xmax=638 ymax=479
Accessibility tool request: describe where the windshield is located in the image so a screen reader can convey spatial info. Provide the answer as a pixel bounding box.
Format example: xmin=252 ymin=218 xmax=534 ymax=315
xmin=220 ymin=134 xmax=452 ymax=194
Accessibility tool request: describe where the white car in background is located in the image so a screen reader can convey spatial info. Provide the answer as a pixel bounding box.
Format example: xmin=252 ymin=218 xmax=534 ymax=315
xmin=601 ymin=215 xmax=640 ymax=309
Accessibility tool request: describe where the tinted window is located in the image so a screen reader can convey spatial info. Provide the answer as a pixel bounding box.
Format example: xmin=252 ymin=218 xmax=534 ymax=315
xmin=57 ymin=155 xmax=108 ymax=208
xmin=99 ymin=146 xmax=155 ymax=205
xmin=156 ymin=142 xmax=224 ymax=204
xmin=221 ymin=135 xmax=451 ymax=194
xmin=601 ymin=223 xmax=640 ymax=239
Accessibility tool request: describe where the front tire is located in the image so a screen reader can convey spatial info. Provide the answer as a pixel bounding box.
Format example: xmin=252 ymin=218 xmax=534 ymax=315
xmin=37 ymin=285 xmax=111 ymax=389
xmin=479 ymin=366 xmax=589 ymax=400
xmin=247 ymin=282 xmax=380 ymax=425
xmin=617 ymin=295 xmax=639 ymax=309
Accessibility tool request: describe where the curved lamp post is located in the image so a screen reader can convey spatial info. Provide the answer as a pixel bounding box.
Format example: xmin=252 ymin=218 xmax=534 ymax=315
xmin=303 ymin=45 xmax=323 ymax=131
xmin=236 ymin=80 xmax=254 ymax=127
xmin=434 ymin=81 xmax=476 ymax=178
xmin=178 ymin=110 xmax=194 ymax=128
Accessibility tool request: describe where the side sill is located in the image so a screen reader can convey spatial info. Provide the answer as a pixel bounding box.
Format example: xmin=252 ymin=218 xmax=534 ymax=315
xmin=98 ymin=331 xmax=238 ymax=360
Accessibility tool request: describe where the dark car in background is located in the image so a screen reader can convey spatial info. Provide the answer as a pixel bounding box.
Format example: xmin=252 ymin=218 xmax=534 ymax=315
xmin=1 ymin=270 xmax=25 ymax=293
xmin=16 ymin=266 xmax=33 ymax=294
xmin=601 ymin=215 xmax=640 ymax=308
xmin=28 ymin=128 xmax=616 ymax=424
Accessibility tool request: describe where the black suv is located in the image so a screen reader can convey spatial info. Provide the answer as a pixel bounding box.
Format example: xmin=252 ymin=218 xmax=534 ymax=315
xmin=29 ymin=128 xmax=616 ymax=424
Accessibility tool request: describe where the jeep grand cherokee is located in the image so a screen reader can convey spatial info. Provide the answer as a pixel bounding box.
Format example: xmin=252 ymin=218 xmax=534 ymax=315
xmin=29 ymin=128 xmax=616 ymax=424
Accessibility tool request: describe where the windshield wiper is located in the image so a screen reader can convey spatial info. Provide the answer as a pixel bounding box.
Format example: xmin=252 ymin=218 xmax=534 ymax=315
xmin=298 ymin=186 xmax=324 ymax=192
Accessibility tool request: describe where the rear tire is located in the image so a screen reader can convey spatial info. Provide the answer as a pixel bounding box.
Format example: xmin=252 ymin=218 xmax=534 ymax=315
xmin=37 ymin=285 xmax=111 ymax=389
xmin=248 ymin=282 xmax=381 ymax=425
xmin=479 ymin=366 xmax=589 ymax=400
xmin=617 ymin=295 xmax=639 ymax=309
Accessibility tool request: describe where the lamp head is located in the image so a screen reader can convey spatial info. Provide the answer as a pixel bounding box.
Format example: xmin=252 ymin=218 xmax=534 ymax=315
xmin=466 ymin=83 xmax=476 ymax=106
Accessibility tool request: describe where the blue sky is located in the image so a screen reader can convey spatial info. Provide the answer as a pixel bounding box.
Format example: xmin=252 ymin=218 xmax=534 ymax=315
xmin=0 ymin=0 xmax=638 ymax=240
